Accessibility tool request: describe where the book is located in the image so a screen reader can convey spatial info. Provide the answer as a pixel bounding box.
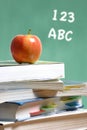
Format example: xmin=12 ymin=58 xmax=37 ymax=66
xmin=0 ymin=60 xmax=65 ymax=83
xmin=0 ymin=98 xmax=43 ymax=121
xmin=33 ymin=80 xmax=87 ymax=97
xmin=64 ymin=80 xmax=87 ymax=90
xmin=60 ymin=96 xmax=83 ymax=111
xmin=0 ymin=97 xmax=64 ymax=121
xmin=0 ymin=79 xmax=64 ymax=90
xmin=60 ymin=80 xmax=87 ymax=96
xmin=0 ymin=89 xmax=37 ymax=103
xmin=0 ymin=109 xmax=87 ymax=130
xmin=0 ymin=97 xmax=52 ymax=121
xmin=58 ymin=80 xmax=87 ymax=96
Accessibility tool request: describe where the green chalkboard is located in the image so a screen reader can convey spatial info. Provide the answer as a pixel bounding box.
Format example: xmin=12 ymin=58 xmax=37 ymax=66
xmin=0 ymin=0 xmax=87 ymax=107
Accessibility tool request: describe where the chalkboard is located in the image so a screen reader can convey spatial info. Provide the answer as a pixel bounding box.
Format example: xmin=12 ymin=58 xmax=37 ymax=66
xmin=0 ymin=0 xmax=87 ymax=107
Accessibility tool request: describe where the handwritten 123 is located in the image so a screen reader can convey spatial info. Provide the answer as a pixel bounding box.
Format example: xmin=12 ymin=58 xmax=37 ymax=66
xmin=48 ymin=10 xmax=75 ymax=42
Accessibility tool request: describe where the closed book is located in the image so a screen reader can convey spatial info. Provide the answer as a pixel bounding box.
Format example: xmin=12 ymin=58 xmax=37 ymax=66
xmin=0 ymin=97 xmax=62 ymax=121
xmin=0 ymin=98 xmax=45 ymax=121
xmin=58 ymin=80 xmax=87 ymax=96
xmin=33 ymin=80 xmax=87 ymax=97
xmin=0 ymin=89 xmax=37 ymax=103
xmin=0 ymin=60 xmax=65 ymax=83
xmin=0 ymin=79 xmax=64 ymax=90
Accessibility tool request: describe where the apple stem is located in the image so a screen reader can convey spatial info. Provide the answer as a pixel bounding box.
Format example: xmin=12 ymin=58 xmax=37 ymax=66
xmin=28 ymin=29 xmax=31 ymax=35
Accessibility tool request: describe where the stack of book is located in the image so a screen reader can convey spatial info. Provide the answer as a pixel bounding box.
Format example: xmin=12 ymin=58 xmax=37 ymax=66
xmin=0 ymin=60 xmax=87 ymax=130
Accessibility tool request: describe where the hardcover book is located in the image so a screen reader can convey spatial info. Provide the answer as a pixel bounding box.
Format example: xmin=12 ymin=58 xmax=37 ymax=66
xmin=0 ymin=98 xmax=43 ymax=121
xmin=0 ymin=60 xmax=65 ymax=83
xmin=0 ymin=97 xmax=63 ymax=121
xmin=0 ymin=98 xmax=51 ymax=121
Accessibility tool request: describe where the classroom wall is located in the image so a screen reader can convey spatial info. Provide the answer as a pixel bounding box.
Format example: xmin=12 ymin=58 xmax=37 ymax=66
xmin=0 ymin=0 xmax=87 ymax=107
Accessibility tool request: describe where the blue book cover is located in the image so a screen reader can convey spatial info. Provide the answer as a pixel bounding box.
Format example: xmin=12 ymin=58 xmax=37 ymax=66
xmin=7 ymin=97 xmax=44 ymax=105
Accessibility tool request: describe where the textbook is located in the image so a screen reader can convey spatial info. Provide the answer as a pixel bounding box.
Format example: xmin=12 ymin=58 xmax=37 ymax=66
xmin=58 ymin=80 xmax=87 ymax=96
xmin=0 ymin=109 xmax=87 ymax=130
xmin=34 ymin=80 xmax=87 ymax=97
xmin=0 ymin=89 xmax=37 ymax=103
xmin=0 ymin=60 xmax=65 ymax=83
xmin=0 ymin=98 xmax=42 ymax=121
xmin=0 ymin=97 xmax=64 ymax=121
xmin=0 ymin=97 xmax=55 ymax=121
xmin=0 ymin=79 xmax=64 ymax=90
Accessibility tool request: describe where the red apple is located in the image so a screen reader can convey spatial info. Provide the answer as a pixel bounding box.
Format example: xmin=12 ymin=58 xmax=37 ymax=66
xmin=10 ymin=31 xmax=42 ymax=64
